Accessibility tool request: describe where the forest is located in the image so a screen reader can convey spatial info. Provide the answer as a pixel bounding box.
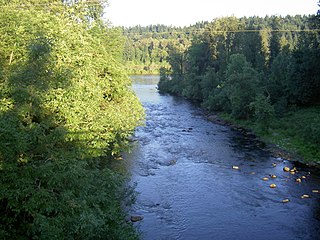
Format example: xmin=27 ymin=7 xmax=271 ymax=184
xmin=1 ymin=0 xmax=320 ymax=239
xmin=122 ymin=22 xmax=207 ymax=74
xmin=156 ymin=14 xmax=320 ymax=164
xmin=0 ymin=0 xmax=143 ymax=239
xmin=122 ymin=14 xmax=320 ymax=164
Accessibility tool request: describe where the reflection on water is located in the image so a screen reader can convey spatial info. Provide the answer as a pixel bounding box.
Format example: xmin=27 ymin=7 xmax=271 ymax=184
xmin=123 ymin=75 xmax=320 ymax=240
xmin=131 ymin=75 xmax=160 ymax=85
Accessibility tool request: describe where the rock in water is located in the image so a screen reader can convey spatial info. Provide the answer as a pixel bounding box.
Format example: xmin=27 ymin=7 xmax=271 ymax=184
xmin=168 ymin=159 xmax=177 ymax=166
xmin=131 ymin=215 xmax=144 ymax=222
xmin=301 ymin=195 xmax=310 ymax=199
xmin=283 ymin=167 xmax=290 ymax=172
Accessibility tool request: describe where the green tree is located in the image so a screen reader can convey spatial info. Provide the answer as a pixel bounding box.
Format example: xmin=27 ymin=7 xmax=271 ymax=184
xmin=0 ymin=1 xmax=143 ymax=239
xmin=250 ymin=94 xmax=275 ymax=130
xmin=268 ymin=52 xmax=293 ymax=113
xmin=158 ymin=14 xmax=320 ymax=117
xmin=158 ymin=14 xmax=320 ymax=163
xmin=225 ymin=54 xmax=260 ymax=119
xmin=259 ymin=28 xmax=272 ymax=67
xmin=182 ymin=35 xmax=211 ymax=100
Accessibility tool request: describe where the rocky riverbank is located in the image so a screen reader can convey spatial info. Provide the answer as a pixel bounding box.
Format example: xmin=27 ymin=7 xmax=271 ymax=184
xmin=205 ymin=112 xmax=320 ymax=169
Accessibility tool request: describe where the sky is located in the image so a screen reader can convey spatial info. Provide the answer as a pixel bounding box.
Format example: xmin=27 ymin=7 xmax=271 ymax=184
xmin=105 ymin=0 xmax=318 ymax=27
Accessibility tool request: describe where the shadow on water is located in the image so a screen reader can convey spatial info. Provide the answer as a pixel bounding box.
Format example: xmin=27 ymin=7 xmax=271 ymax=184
xmin=123 ymin=75 xmax=320 ymax=240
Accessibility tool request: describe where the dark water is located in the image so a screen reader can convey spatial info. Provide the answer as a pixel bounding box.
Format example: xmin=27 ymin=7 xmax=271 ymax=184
xmin=124 ymin=75 xmax=320 ymax=240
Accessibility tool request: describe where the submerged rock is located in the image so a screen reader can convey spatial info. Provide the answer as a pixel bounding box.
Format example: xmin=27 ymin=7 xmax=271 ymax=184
xmin=131 ymin=215 xmax=144 ymax=222
xmin=168 ymin=159 xmax=177 ymax=166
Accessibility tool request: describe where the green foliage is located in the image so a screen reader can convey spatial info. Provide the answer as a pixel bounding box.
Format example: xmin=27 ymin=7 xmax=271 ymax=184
xmin=200 ymin=68 xmax=219 ymax=99
xmin=157 ymin=14 xmax=320 ymax=163
xmin=261 ymin=107 xmax=320 ymax=163
xmin=0 ymin=160 xmax=138 ymax=239
xmin=159 ymin=15 xmax=320 ymax=114
xmin=0 ymin=1 xmax=143 ymax=239
xmin=157 ymin=39 xmax=191 ymax=96
xmin=158 ymin=67 xmax=172 ymax=93
xmin=225 ymin=54 xmax=259 ymax=119
xmin=250 ymin=94 xmax=275 ymax=130
xmin=122 ymin=24 xmax=202 ymax=74
xmin=289 ymin=47 xmax=320 ymax=105
xmin=218 ymin=106 xmax=320 ymax=164
xmin=268 ymin=52 xmax=293 ymax=111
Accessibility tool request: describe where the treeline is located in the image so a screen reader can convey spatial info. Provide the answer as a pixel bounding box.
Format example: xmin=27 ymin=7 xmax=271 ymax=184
xmin=0 ymin=0 xmax=143 ymax=239
xmin=158 ymin=15 xmax=320 ymax=163
xmin=122 ymin=23 xmax=207 ymax=74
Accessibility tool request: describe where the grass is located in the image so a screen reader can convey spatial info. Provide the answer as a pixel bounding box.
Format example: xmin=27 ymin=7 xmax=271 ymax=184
xmin=218 ymin=106 xmax=320 ymax=165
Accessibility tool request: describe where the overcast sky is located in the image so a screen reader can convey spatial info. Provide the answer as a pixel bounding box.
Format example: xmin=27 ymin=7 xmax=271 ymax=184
xmin=105 ymin=0 xmax=318 ymax=27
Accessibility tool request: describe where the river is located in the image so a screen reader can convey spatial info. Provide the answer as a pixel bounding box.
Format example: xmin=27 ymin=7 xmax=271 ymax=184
xmin=123 ymin=75 xmax=320 ymax=240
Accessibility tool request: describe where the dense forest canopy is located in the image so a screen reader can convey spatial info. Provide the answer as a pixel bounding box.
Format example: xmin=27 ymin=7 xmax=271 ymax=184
xmin=0 ymin=0 xmax=143 ymax=239
xmin=156 ymin=14 xmax=320 ymax=163
xmin=157 ymin=14 xmax=320 ymax=110
xmin=122 ymin=22 xmax=208 ymax=74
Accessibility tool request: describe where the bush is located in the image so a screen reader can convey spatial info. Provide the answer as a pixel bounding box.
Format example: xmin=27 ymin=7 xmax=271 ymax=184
xmin=0 ymin=2 xmax=143 ymax=239
xmin=225 ymin=54 xmax=260 ymax=119
xmin=250 ymin=94 xmax=275 ymax=130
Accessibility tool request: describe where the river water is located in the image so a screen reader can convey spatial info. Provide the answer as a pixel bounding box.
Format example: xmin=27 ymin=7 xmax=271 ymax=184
xmin=124 ymin=75 xmax=320 ymax=240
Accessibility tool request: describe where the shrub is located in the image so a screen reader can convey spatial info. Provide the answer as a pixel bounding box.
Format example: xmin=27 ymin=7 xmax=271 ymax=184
xmin=0 ymin=1 xmax=143 ymax=239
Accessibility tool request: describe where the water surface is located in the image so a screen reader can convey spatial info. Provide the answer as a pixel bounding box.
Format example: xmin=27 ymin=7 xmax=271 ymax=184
xmin=124 ymin=75 xmax=320 ymax=240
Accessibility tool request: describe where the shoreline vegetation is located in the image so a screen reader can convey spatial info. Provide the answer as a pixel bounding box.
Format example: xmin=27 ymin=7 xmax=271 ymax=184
xmin=130 ymin=15 xmax=320 ymax=166
xmin=122 ymin=15 xmax=319 ymax=167
xmin=0 ymin=1 xmax=143 ymax=239
xmin=205 ymin=108 xmax=320 ymax=167
xmin=130 ymin=71 xmax=319 ymax=167
xmin=1 ymin=1 xmax=319 ymax=239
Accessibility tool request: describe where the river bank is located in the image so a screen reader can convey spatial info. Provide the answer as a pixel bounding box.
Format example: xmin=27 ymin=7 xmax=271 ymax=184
xmin=127 ymin=75 xmax=320 ymax=240
xmin=205 ymin=107 xmax=320 ymax=168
